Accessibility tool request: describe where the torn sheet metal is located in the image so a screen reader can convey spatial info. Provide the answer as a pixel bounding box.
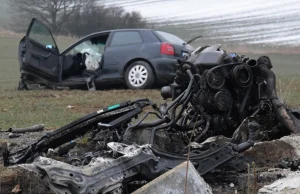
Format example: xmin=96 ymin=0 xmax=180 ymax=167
xmin=15 ymin=144 xmax=159 ymax=194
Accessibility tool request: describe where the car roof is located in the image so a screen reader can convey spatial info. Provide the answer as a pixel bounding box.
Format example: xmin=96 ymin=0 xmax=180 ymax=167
xmin=88 ymin=28 xmax=155 ymax=34
xmin=111 ymin=29 xmax=155 ymax=32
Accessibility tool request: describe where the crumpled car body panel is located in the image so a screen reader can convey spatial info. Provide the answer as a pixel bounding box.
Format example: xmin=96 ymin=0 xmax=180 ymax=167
xmin=16 ymin=144 xmax=160 ymax=194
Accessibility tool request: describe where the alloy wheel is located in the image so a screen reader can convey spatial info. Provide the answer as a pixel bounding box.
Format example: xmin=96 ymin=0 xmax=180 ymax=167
xmin=128 ymin=65 xmax=148 ymax=87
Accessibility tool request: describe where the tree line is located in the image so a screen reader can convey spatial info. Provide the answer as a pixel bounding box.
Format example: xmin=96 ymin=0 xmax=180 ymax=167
xmin=7 ymin=0 xmax=148 ymax=37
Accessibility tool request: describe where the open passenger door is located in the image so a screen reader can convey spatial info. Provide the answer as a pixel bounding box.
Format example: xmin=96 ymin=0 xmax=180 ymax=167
xmin=23 ymin=19 xmax=60 ymax=81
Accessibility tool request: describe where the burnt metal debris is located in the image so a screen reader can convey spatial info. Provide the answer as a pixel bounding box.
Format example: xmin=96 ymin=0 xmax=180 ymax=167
xmin=3 ymin=45 xmax=300 ymax=194
xmin=279 ymin=158 xmax=300 ymax=171
xmin=0 ymin=124 xmax=44 ymax=133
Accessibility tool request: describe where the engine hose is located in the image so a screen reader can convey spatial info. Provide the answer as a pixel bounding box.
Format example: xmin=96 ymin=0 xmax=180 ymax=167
xmin=149 ymin=70 xmax=195 ymax=144
xmin=162 ymin=70 xmax=193 ymax=114
xmin=165 ymin=70 xmax=194 ymax=120
xmin=179 ymin=70 xmax=194 ymax=104
xmin=128 ymin=111 xmax=162 ymax=130
xmin=181 ymin=112 xmax=191 ymax=126
xmin=150 ymin=91 xmax=190 ymax=145
xmin=233 ymin=121 xmax=259 ymax=153
xmin=195 ymin=113 xmax=211 ymax=142
xmin=177 ymin=59 xmax=197 ymax=73
xmin=182 ymin=61 xmax=197 ymax=73
xmin=175 ymin=92 xmax=193 ymax=122
xmin=239 ymin=84 xmax=252 ymax=117
xmin=149 ymin=101 xmax=186 ymax=145
xmin=163 ymin=92 xmax=184 ymax=115
xmin=150 ymin=125 xmax=169 ymax=145
xmin=207 ymin=62 xmax=242 ymax=74
xmin=257 ymin=56 xmax=300 ymax=133
xmin=173 ymin=71 xmax=195 ymax=124
xmin=257 ymin=59 xmax=277 ymax=99
xmin=132 ymin=118 xmax=167 ymax=130
xmin=171 ymin=119 xmax=205 ymax=132
xmin=272 ymin=99 xmax=300 ymax=133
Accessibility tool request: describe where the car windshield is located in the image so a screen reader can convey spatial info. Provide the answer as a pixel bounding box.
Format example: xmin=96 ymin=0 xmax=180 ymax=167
xmin=155 ymin=31 xmax=185 ymax=45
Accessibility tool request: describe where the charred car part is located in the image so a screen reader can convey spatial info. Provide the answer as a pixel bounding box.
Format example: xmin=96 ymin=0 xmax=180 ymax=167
xmin=4 ymin=45 xmax=300 ymax=194
xmin=3 ymin=99 xmax=152 ymax=166
xmin=15 ymin=142 xmax=238 ymax=194
xmin=16 ymin=144 xmax=161 ymax=194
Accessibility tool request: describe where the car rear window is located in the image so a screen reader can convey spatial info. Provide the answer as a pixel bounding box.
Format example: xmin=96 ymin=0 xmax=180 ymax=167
xmin=155 ymin=31 xmax=185 ymax=45
xmin=110 ymin=31 xmax=143 ymax=46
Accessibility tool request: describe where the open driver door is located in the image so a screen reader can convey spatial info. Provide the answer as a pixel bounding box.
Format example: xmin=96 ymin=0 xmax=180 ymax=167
xmin=22 ymin=18 xmax=60 ymax=83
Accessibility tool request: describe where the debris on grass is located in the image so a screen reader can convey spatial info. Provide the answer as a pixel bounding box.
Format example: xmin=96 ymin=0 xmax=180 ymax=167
xmin=1 ymin=46 xmax=300 ymax=194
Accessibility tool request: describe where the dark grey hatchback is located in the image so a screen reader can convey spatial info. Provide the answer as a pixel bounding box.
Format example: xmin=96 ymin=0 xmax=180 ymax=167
xmin=18 ymin=19 xmax=194 ymax=90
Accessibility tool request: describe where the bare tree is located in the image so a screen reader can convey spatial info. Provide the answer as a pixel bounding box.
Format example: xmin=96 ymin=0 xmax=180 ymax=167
xmin=7 ymin=0 xmax=89 ymax=34
xmin=7 ymin=0 xmax=148 ymax=36
xmin=64 ymin=3 xmax=147 ymax=37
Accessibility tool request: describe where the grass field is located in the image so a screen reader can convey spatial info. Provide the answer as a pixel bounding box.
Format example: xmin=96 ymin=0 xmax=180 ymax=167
xmin=0 ymin=35 xmax=299 ymax=129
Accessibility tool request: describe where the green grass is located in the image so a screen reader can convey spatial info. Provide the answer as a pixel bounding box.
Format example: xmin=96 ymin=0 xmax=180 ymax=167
xmin=0 ymin=36 xmax=299 ymax=129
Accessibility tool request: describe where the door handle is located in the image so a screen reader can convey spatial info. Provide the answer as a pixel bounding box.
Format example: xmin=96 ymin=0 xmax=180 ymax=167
xmin=30 ymin=50 xmax=51 ymax=59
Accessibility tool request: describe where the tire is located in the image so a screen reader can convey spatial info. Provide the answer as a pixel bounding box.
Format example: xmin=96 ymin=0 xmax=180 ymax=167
xmin=125 ymin=61 xmax=155 ymax=89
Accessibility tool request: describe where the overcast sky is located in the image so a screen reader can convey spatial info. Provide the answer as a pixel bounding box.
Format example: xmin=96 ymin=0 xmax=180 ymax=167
xmin=104 ymin=0 xmax=300 ymax=22
xmin=102 ymin=0 xmax=300 ymax=46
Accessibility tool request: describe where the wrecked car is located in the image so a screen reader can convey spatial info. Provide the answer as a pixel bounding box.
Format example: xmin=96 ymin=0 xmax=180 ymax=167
xmin=18 ymin=18 xmax=193 ymax=91
xmin=5 ymin=44 xmax=300 ymax=194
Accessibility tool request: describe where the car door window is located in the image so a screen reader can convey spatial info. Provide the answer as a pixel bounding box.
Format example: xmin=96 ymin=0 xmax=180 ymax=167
xmin=65 ymin=35 xmax=109 ymax=71
xmin=154 ymin=31 xmax=185 ymax=45
xmin=28 ymin=20 xmax=58 ymax=50
xmin=66 ymin=35 xmax=108 ymax=62
xmin=68 ymin=40 xmax=104 ymax=56
xmin=110 ymin=31 xmax=143 ymax=46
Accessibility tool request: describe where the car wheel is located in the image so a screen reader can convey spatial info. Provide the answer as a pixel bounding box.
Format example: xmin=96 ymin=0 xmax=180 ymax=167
xmin=125 ymin=61 xmax=155 ymax=89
